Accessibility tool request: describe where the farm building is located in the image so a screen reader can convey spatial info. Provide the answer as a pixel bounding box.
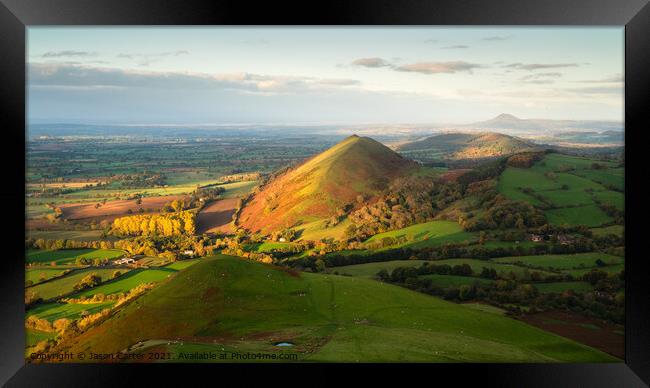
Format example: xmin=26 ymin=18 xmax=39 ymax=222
xmin=114 ymin=257 xmax=136 ymax=265
xmin=556 ymin=235 xmax=575 ymax=245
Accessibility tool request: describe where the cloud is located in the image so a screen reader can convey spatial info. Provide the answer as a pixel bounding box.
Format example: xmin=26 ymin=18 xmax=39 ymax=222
xmin=521 ymin=80 xmax=555 ymax=85
xmin=440 ymin=45 xmax=469 ymax=49
xmin=519 ymin=72 xmax=563 ymax=84
xmin=28 ymin=63 xmax=361 ymax=94
xmin=42 ymin=50 xmax=97 ymax=58
xmin=317 ymin=78 xmax=361 ymax=86
xmin=575 ymin=74 xmax=623 ymax=83
xmin=505 ymin=62 xmax=579 ymax=71
xmin=350 ymin=57 xmax=392 ymax=68
xmin=424 ymin=39 xmax=439 ymax=44
xmin=567 ymin=85 xmax=623 ymax=95
xmin=395 ymin=61 xmax=482 ymax=75
xmin=483 ymin=35 xmax=511 ymax=41
xmin=117 ymin=50 xmax=190 ymax=66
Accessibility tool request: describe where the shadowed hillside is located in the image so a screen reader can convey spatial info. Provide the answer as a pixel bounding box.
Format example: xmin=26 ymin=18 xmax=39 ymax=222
xmin=238 ymin=135 xmax=417 ymax=233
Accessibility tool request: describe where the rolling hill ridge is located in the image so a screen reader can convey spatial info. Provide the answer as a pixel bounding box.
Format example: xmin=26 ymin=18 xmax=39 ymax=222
xmin=397 ymin=132 xmax=539 ymax=161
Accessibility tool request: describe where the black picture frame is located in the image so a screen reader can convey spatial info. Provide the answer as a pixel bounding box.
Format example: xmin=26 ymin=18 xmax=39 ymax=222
xmin=1 ymin=0 xmax=648 ymax=386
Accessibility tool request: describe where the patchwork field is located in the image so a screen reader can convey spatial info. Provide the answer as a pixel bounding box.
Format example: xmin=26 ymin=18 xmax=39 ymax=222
xmin=27 ymin=230 xmax=108 ymax=242
xmin=544 ymin=205 xmax=612 ymax=228
xmin=534 ymin=282 xmax=594 ymax=294
xmin=52 ymin=256 xmax=616 ymax=362
xmin=497 ymin=153 xmax=623 ymax=227
xmin=26 ymin=249 xmax=125 ymax=266
xmin=28 ymin=268 xmax=128 ymax=300
xmin=426 ymin=258 xmax=557 ymax=278
xmin=419 ymin=274 xmax=494 ymax=287
xmin=27 ymin=178 xmax=257 ymax=224
xmin=28 ymin=301 xmax=114 ymax=322
xmin=26 ymin=329 xmax=57 ymax=349
xmin=328 ymin=260 xmax=428 ymax=278
xmin=26 ymin=268 xmax=70 ymax=285
xmin=492 ymin=253 xmax=624 ymax=271
xmin=563 ymin=264 xmax=625 ymax=277
xmin=591 ymin=225 xmax=624 ymax=237
xmin=329 ymin=252 xmax=622 ymax=290
xmin=26 ymin=259 xmax=202 ymax=323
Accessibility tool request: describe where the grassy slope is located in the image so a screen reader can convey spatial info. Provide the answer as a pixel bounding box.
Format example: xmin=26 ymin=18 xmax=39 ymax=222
xmin=364 ymin=220 xmax=476 ymax=249
xmin=73 ymin=268 xmax=177 ymax=298
xmin=55 ymin=256 xmax=616 ymax=362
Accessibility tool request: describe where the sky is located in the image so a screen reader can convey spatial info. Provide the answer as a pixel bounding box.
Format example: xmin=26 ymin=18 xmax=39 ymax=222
xmin=27 ymin=27 xmax=624 ymax=125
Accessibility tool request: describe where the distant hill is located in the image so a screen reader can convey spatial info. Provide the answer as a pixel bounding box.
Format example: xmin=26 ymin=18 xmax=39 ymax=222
xmin=459 ymin=114 xmax=623 ymax=134
xmin=397 ymin=132 xmax=539 ymax=161
xmin=238 ymin=135 xmax=417 ymax=233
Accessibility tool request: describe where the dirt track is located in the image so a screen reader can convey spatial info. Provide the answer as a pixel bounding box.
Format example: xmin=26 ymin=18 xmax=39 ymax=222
xmin=196 ymin=198 xmax=238 ymax=235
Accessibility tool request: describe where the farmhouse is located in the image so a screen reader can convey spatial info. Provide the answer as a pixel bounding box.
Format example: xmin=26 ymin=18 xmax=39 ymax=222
xmin=530 ymin=234 xmax=544 ymax=242
xmin=557 ymin=235 xmax=574 ymax=245
xmin=114 ymin=257 xmax=136 ymax=265
xmin=183 ymin=250 xmax=195 ymax=257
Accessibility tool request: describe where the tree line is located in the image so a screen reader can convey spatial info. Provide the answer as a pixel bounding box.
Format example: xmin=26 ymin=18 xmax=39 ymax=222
xmin=112 ymin=211 xmax=196 ymax=237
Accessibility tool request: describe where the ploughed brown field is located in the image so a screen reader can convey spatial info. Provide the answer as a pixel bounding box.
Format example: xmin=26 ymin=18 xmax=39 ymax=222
xmin=520 ymin=310 xmax=624 ymax=359
xmin=196 ymin=198 xmax=239 ymax=234
xmin=58 ymin=195 xmax=190 ymax=220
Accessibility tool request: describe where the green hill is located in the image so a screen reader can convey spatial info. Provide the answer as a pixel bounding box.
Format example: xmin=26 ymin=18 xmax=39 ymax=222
xmin=397 ymin=132 xmax=538 ymax=162
xmin=238 ymin=135 xmax=417 ymax=233
xmin=52 ymin=255 xmax=616 ymax=362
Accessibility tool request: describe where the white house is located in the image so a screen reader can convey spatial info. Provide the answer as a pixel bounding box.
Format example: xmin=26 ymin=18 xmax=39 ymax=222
xmin=114 ymin=257 xmax=136 ymax=265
